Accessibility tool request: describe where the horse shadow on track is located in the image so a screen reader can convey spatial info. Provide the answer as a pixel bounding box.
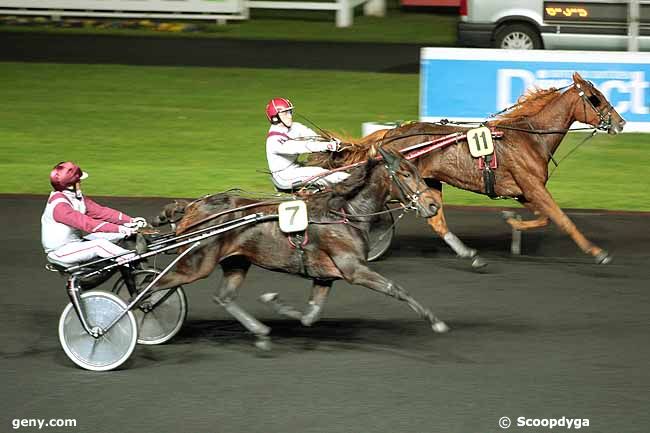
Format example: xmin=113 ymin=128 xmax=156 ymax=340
xmin=390 ymin=231 xmax=544 ymax=258
xmin=164 ymin=317 xmax=538 ymax=365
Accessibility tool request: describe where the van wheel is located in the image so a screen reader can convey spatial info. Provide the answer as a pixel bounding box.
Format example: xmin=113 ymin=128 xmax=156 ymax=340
xmin=495 ymin=23 xmax=542 ymax=50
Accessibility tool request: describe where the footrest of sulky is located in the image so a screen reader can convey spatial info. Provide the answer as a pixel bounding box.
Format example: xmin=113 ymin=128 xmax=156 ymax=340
xmin=45 ymin=262 xmax=70 ymax=273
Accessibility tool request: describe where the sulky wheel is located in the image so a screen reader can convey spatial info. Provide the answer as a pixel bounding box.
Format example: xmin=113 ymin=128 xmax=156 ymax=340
xmin=367 ymin=204 xmax=395 ymax=262
xmin=58 ymin=291 xmax=137 ymax=371
xmin=112 ymin=269 xmax=187 ymax=345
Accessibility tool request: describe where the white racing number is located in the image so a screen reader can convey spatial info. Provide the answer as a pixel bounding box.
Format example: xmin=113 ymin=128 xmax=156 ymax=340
xmin=467 ymin=126 xmax=494 ymax=158
xmin=278 ymin=200 xmax=309 ymax=233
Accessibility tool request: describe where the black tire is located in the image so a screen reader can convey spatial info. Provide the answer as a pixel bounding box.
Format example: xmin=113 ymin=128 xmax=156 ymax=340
xmin=367 ymin=205 xmax=395 ymax=262
xmin=494 ymin=23 xmax=542 ymax=50
xmin=112 ymin=269 xmax=187 ymax=345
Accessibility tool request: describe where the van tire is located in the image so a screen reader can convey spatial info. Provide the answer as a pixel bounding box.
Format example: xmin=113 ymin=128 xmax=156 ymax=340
xmin=494 ymin=23 xmax=543 ymax=50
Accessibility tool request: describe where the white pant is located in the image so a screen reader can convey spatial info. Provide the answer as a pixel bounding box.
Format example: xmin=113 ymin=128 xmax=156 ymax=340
xmin=273 ymin=166 xmax=349 ymax=189
xmin=47 ymin=233 xmax=134 ymax=266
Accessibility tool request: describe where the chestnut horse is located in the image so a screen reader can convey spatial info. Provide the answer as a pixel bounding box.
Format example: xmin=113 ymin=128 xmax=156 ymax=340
xmin=152 ymin=149 xmax=447 ymax=350
xmin=310 ymin=72 xmax=625 ymax=266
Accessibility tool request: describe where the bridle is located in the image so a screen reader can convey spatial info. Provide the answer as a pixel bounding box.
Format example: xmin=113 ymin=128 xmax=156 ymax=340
xmin=575 ymin=81 xmax=615 ymax=132
xmin=379 ymin=148 xmax=426 ymax=211
xmin=326 ymin=149 xmax=429 ymax=223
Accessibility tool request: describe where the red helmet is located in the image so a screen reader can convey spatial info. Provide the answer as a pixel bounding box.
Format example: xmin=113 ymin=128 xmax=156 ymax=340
xmin=265 ymin=97 xmax=294 ymax=123
xmin=49 ymin=161 xmax=88 ymax=191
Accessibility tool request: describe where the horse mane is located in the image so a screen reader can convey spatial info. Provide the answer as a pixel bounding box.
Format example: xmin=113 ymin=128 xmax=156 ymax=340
xmin=174 ymin=192 xmax=255 ymax=233
xmin=491 ymin=87 xmax=562 ymax=124
xmin=309 ymin=158 xmax=379 ymax=217
xmin=306 ymin=129 xmax=388 ymax=170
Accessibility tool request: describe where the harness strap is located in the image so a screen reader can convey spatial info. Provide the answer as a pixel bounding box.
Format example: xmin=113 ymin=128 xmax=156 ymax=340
xmin=477 ymin=151 xmax=498 ymax=170
xmin=482 ymin=164 xmax=497 ymax=198
xmin=286 ymin=231 xmax=310 ymax=277
xmin=287 ymin=230 xmax=309 ymax=249
xmin=178 ymin=200 xmax=284 ymax=233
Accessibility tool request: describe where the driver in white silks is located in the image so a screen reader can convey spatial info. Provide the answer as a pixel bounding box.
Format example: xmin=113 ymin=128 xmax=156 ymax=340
xmin=41 ymin=161 xmax=148 ymax=267
xmin=265 ymin=97 xmax=350 ymax=190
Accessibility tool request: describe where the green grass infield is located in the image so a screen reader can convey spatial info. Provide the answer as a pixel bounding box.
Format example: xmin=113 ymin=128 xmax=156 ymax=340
xmin=0 ymin=8 xmax=458 ymax=45
xmin=1 ymin=62 xmax=648 ymax=211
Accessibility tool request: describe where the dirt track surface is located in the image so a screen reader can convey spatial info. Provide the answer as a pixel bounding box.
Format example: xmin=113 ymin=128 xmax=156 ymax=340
xmin=0 ymin=32 xmax=421 ymax=73
xmin=1 ymin=195 xmax=648 ymax=433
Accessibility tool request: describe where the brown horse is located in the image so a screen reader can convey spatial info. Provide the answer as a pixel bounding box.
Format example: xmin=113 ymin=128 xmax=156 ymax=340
xmin=152 ymin=149 xmax=447 ymax=350
xmin=310 ymin=72 xmax=626 ymax=266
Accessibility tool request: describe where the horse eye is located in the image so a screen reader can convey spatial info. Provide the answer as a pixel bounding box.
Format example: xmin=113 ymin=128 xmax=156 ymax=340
xmin=588 ymin=95 xmax=601 ymax=107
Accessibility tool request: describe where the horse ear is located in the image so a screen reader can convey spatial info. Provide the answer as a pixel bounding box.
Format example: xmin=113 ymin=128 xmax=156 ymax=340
xmin=368 ymin=144 xmax=377 ymax=158
xmin=573 ymin=72 xmax=584 ymax=83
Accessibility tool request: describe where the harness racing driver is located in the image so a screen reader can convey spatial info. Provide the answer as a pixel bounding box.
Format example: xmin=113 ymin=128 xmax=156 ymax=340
xmin=41 ymin=161 xmax=147 ymax=267
xmin=265 ymin=97 xmax=350 ymax=190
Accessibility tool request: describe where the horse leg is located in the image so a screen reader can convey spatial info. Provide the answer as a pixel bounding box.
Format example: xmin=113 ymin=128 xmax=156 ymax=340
xmin=301 ymin=280 xmax=332 ymax=326
xmin=503 ymin=202 xmax=550 ymax=231
xmin=259 ymin=279 xmax=332 ymax=326
xmin=502 ymin=202 xmax=550 ymax=255
xmin=334 ymin=258 xmax=448 ymax=333
xmin=425 ymin=181 xmax=486 ymax=269
xmin=212 ymin=257 xmax=272 ymax=350
xmin=517 ymin=180 xmax=611 ymax=264
xmin=259 ymin=293 xmax=303 ymax=320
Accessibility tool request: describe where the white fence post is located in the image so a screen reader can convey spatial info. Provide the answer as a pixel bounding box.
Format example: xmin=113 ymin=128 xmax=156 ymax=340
xmin=336 ymin=0 xmax=352 ymax=27
xmin=363 ymin=0 xmax=385 ymax=17
xmin=628 ymin=0 xmax=640 ymax=52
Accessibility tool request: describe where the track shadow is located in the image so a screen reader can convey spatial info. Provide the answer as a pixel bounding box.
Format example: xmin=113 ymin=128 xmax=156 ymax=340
xmin=162 ymin=317 xmax=540 ymax=365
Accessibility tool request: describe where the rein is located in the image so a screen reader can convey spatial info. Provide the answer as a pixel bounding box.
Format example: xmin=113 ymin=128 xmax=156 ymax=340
xmin=548 ymin=129 xmax=598 ymax=178
xmin=329 ymin=203 xmax=410 ymax=220
xmin=492 ymin=124 xmax=596 ymax=134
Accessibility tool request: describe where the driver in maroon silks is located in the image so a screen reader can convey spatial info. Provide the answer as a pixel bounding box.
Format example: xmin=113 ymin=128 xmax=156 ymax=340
xmin=40 ymin=161 xmax=147 ymax=266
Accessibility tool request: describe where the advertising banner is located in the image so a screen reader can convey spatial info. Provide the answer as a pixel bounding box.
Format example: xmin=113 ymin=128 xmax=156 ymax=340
xmin=420 ymin=48 xmax=650 ymax=132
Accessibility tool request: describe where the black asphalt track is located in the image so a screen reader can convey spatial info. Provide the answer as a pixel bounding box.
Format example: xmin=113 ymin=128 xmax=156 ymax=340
xmin=1 ymin=195 xmax=648 ymax=433
xmin=0 ymin=32 xmax=421 ymax=73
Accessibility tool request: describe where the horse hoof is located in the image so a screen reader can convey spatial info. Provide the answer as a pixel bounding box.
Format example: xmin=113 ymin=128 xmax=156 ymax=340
xmin=595 ymin=251 xmax=613 ymax=265
xmin=432 ymin=321 xmax=449 ymax=333
xmin=471 ymin=255 xmax=488 ymax=269
xmin=255 ymin=336 xmax=272 ymax=351
xmin=259 ymin=293 xmax=278 ymax=303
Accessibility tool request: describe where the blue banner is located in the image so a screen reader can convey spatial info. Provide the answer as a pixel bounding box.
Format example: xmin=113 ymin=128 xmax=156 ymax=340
xmin=420 ymin=48 xmax=650 ymax=132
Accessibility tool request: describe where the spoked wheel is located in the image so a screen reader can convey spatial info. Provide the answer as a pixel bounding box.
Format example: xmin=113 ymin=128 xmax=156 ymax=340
xmin=58 ymin=291 xmax=137 ymax=371
xmin=367 ymin=205 xmax=395 ymax=262
xmin=112 ymin=269 xmax=187 ymax=345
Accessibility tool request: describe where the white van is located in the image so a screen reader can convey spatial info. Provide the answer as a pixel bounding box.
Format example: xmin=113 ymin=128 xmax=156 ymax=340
xmin=458 ymin=0 xmax=650 ymax=50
